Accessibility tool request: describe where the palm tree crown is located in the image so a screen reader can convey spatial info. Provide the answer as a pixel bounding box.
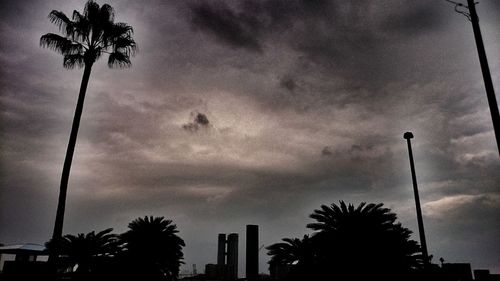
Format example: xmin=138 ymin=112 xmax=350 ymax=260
xmin=40 ymin=0 xmax=136 ymax=68
xmin=268 ymin=201 xmax=423 ymax=281
xmin=308 ymin=201 xmax=422 ymax=278
xmin=46 ymin=228 xmax=121 ymax=278
xmin=307 ymin=201 xmax=401 ymax=234
xmin=121 ymin=216 xmax=185 ymax=281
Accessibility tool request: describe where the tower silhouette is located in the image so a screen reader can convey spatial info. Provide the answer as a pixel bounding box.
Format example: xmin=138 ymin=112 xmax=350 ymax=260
xmin=246 ymin=225 xmax=259 ymax=280
xmin=216 ymin=233 xmax=238 ymax=280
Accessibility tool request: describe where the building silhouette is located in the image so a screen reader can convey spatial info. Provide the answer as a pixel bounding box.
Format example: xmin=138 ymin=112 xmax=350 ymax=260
xmin=246 ymin=225 xmax=259 ymax=280
xmin=227 ymin=233 xmax=238 ymax=280
xmin=217 ymin=234 xmax=226 ymax=266
xmin=202 ymin=225 xmax=261 ymax=281
xmin=0 ymin=243 xmax=48 ymax=280
xmin=209 ymin=232 xmax=239 ymax=280
xmin=474 ymin=269 xmax=500 ymax=281
xmin=441 ymin=263 xmax=473 ymax=281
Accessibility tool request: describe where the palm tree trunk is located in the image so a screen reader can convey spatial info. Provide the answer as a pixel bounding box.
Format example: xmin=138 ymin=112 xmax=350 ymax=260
xmin=49 ymin=62 xmax=93 ymax=263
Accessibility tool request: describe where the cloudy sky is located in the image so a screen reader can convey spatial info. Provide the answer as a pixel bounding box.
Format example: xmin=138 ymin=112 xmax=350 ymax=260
xmin=1 ymin=0 xmax=499 ymax=276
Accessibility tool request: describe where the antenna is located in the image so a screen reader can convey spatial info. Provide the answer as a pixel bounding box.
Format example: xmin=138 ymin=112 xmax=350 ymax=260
xmin=258 ymin=244 xmax=265 ymax=252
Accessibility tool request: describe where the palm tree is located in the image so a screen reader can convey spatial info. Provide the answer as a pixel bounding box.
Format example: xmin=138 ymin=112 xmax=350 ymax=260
xmin=40 ymin=0 xmax=136 ymax=262
xmin=46 ymin=228 xmax=122 ymax=280
xmin=267 ymin=236 xmax=312 ymax=266
xmin=120 ymin=216 xmax=185 ymax=281
xmin=307 ymin=201 xmax=423 ymax=280
xmin=267 ymin=235 xmax=315 ymax=281
xmin=267 ymin=201 xmax=423 ymax=281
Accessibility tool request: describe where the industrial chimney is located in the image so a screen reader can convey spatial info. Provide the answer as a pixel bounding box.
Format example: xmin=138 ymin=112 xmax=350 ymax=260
xmin=246 ymin=225 xmax=259 ymax=280
xmin=227 ymin=233 xmax=239 ymax=280
xmin=217 ymin=233 xmax=226 ymax=266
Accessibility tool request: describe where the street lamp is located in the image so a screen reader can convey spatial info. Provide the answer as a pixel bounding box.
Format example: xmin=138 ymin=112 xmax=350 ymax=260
xmin=404 ymin=132 xmax=430 ymax=266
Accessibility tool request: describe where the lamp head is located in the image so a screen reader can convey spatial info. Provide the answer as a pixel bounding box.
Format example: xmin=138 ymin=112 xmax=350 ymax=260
xmin=403 ymin=132 xmax=414 ymax=139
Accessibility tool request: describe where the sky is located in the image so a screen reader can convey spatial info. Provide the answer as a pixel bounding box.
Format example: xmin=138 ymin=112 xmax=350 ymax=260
xmin=0 ymin=0 xmax=499 ymax=276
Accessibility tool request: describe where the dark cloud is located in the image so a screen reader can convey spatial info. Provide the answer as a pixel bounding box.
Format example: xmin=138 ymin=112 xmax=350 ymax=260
xmin=279 ymin=76 xmax=297 ymax=92
xmin=347 ymin=144 xmax=377 ymax=156
xmin=187 ymin=0 xmax=446 ymax=59
xmin=381 ymin=2 xmax=446 ymax=36
xmin=1 ymin=0 xmax=500 ymax=276
xmin=189 ymin=1 xmax=263 ymax=52
xmin=321 ymin=146 xmax=333 ymax=156
xmin=187 ymin=0 xmax=335 ymax=54
xmin=182 ymin=112 xmax=210 ymax=132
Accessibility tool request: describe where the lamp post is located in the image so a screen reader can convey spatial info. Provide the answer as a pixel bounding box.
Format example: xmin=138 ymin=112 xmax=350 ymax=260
xmin=445 ymin=0 xmax=500 ymax=155
xmin=403 ymin=132 xmax=430 ymax=266
xmin=467 ymin=0 xmax=500 ymax=155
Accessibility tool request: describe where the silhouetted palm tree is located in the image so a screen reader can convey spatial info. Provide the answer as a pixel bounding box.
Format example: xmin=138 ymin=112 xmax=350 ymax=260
xmin=267 ymin=235 xmax=315 ymax=281
xmin=40 ymin=0 xmax=136 ymax=262
xmin=46 ymin=228 xmax=122 ymax=280
xmin=268 ymin=201 xmax=423 ymax=281
xmin=307 ymin=201 xmax=423 ymax=280
xmin=120 ymin=216 xmax=185 ymax=281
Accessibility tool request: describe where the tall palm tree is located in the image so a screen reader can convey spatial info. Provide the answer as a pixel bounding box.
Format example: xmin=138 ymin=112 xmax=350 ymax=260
xmin=307 ymin=201 xmax=423 ymax=280
xmin=40 ymin=0 xmax=136 ymax=261
xmin=120 ymin=216 xmax=185 ymax=281
xmin=46 ymin=228 xmax=122 ymax=280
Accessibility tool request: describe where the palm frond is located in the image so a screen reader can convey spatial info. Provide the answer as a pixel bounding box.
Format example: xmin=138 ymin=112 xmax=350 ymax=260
xmin=84 ymin=0 xmax=100 ymax=20
xmin=48 ymin=10 xmax=74 ymax=36
xmin=72 ymin=10 xmax=90 ymax=42
xmin=267 ymin=235 xmax=313 ymax=266
xmin=113 ymin=22 xmax=134 ymax=36
xmin=102 ymin=22 xmax=136 ymax=55
xmin=40 ymin=33 xmax=74 ymax=54
xmin=99 ymin=4 xmax=115 ymax=24
xmin=114 ymin=36 xmax=137 ymax=55
xmin=108 ymin=51 xmax=131 ymax=68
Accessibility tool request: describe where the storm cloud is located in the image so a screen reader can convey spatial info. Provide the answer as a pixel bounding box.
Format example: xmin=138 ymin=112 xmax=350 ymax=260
xmin=1 ymin=0 xmax=499 ymax=276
